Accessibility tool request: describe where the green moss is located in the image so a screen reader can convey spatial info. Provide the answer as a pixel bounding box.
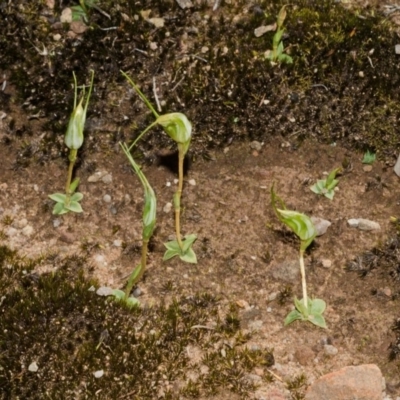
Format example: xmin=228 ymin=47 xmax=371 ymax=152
xmin=0 ymin=246 xmax=272 ymax=399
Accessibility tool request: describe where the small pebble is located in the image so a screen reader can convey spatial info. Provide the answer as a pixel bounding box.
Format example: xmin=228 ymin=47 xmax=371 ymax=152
xmin=93 ymin=370 xmax=104 ymax=378
xmin=188 ymin=179 xmax=196 ymax=186
xmin=113 ymin=239 xmax=122 ymax=247
xmin=149 ymin=42 xmax=158 ymax=50
xmin=88 ymin=171 xmax=107 ymax=183
xmin=53 ymin=219 xmax=61 ymax=228
xmin=133 ymin=287 xmax=141 ymax=297
xmin=363 ymin=165 xmax=373 ymax=172
xmin=324 ymin=344 xmax=338 ymax=356
xmin=166 ymin=181 xmax=171 ymax=187
xmin=5 ymin=227 xmax=17 ymax=237
xmin=109 ymin=206 xmax=118 ymax=215
xmin=321 ymin=259 xmax=332 ymax=269
xmin=173 ymin=179 xmax=179 ymax=184
xmin=96 ymin=286 xmax=114 ymax=296
xmin=28 ymin=362 xmax=39 ymax=372
xmin=33 ymin=184 xmax=39 ymax=192
xmin=102 ymin=174 xmax=113 ymax=184
xmin=124 ymin=194 xmax=131 ymax=203
xmin=103 ymin=194 xmax=112 ymax=203
xmin=268 ymin=292 xmax=278 ymax=301
xmin=163 ymin=202 xmax=172 ymax=213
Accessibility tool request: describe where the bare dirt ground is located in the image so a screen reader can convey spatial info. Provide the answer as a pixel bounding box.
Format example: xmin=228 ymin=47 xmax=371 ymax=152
xmin=2 ymin=0 xmax=400 ymax=399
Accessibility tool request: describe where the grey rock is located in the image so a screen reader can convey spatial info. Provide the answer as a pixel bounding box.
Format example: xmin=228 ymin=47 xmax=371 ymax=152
xmin=176 ymin=0 xmax=193 ymax=9
xmin=103 ymin=194 xmax=112 ymax=203
xmin=394 ymin=153 xmax=400 ymax=176
xmin=88 ymin=171 xmax=107 ymax=183
xmin=271 ymin=259 xmax=299 ymax=283
xmin=102 ymin=174 xmax=113 ymax=184
xmin=321 ymin=259 xmax=332 ymax=269
xmin=53 ymin=219 xmax=61 ymax=228
xmin=96 ymin=286 xmax=114 ymax=296
xmin=348 ymin=218 xmax=381 ymax=231
xmin=324 ymin=344 xmax=338 ymax=356
xmin=305 ymin=364 xmax=385 ymax=400
xmin=311 ymin=216 xmax=331 ymax=236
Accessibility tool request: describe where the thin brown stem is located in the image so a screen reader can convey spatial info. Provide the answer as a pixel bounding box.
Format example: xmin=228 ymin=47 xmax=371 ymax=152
xmin=65 ymin=149 xmax=77 ymax=206
xmin=125 ymin=240 xmax=148 ymax=297
xmin=174 ymin=147 xmax=184 ymax=250
xmin=299 ymin=249 xmax=308 ymax=309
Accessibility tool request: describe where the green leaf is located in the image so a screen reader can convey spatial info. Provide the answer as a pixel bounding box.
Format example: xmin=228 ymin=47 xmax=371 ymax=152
xmin=326 ymin=168 xmax=340 ymax=187
xmin=284 ymin=310 xmax=302 ymax=325
xmin=53 ymin=202 xmax=68 ymax=215
xmin=49 ymin=193 xmax=67 ymax=203
xmin=126 ymin=297 xmax=140 ymax=308
xmin=308 ymin=313 xmax=327 ymax=329
xmin=310 ymin=298 xmax=326 ymax=315
xmin=111 ymin=289 xmax=126 ymax=300
xmin=180 ymin=247 xmax=197 ymax=264
xmin=163 ymin=248 xmax=180 ymax=261
xmin=164 ymin=240 xmax=181 ymax=252
xmin=69 ymin=178 xmax=80 ymax=194
xmin=276 ymin=41 xmax=284 ymax=56
xmin=65 ymin=201 xmax=83 ymax=213
xmin=324 ymin=190 xmax=335 ymax=200
xmin=294 ymin=297 xmax=309 ymax=317
xmin=126 ymin=264 xmax=142 ymax=289
xmin=362 ymin=150 xmax=376 ymax=164
xmin=273 ymin=29 xmax=284 ymax=49
xmin=182 ymin=234 xmax=197 ymax=253
xmin=70 ymin=192 xmax=83 ymax=202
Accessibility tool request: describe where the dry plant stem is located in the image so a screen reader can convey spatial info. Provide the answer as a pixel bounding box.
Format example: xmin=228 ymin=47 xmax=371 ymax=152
xmin=299 ymin=249 xmax=308 ymax=308
xmin=175 ymin=147 xmax=184 ymax=250
xmin=125 ymin=240 xmax=148 ymax=297
xmin=65 ymin=149 xmax=77 ymax=205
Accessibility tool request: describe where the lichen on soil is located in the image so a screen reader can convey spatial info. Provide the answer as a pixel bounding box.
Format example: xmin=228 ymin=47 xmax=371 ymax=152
xmin=2 ymin=0 xmax=400 ymax=398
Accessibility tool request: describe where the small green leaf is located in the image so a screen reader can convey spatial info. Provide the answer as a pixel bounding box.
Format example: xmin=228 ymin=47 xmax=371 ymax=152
xmin=294 ymin=297 xmax=309 ymax=317
xmin=284 ymin=310 xmax=302 ymax=325
xmin=182 ymin=234 xmax=197 ymax=253
xmin=362 ymin=150 xmax=376 ymax=164
xmin=49 ymin=193 xmax=67 ymax=203
xmin=70 ymin=192 xmax=83 ymax=202
xmin=179 ymin=247 xmax=197 ymax=264
xmin=308 ymin=314 xmax=327 ymax=329
xmin=125 ymin=297 xmax=140 ymax=308
xmin=310 ymin=298 xmax=326 ymax=314
xmin=53 ymin=202 xmax=68 ymax=215
xmin=65 ymin=201 xmax=83 ymax=213
xmin=111 ymin=289 xmax=126 ymax=300
xmin=163 ymin=248 xmax=180 ymax=261
xmin=326 ymin=168 xmax=340 ymax=187
xmin=164 ymin=240 xmax=181 ymax=252
xmin=69 ymin=178 xmax=80 ymax=194
xmin=324 ymin=190 xmax=335 ymax=200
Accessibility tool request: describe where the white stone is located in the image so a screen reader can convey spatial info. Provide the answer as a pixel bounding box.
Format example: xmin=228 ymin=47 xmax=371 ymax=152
xmin=28 ymin=362 xmax=39 ymax=372
xmin=96 ymin=286 xmax=114 ymax=296
xmin=321 ymin=259 xmax=332 ymax=269
xmin=149 ymin=42 xmax=158 ymax=50
xmin=348 ymin=218 xmax=380 ymax=231
xmin=93 ymin=370 xmax=104 ymax=378
xmin=188 ymin=179 xmax=196 ymax=186
xmin=324 ymin=344 xmax=338 ymax=356
xmin=60 ymin=8 xmax=72 ymax=23
xmin=311 ymin=217 xmax=331 ymax=236
xmin=102 ymin=174 xmax=113 ymax=184
xmin=395 ymin=44 xmax=400 ymax=55
xmin=113 ymin=239 xmax=122 ymax=247
xmin=88 ymin=171 xmax=107 ymax=183
xmin=394 ymin=153 xmax=400 ymax=177
xmin=163 ymin=202 xmax=172 ymax=213
xmin=103 ymin=194 xmax=112 ymax=203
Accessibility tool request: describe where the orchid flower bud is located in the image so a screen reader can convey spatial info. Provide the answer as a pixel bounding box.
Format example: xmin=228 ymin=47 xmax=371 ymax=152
xmin=156 ymin=113 xmax=192 ymax=154
xmin=64 ymin=70 xmax=94 ymax=150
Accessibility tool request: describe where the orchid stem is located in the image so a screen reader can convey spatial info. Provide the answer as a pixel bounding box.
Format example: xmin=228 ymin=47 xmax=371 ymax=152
xmin=174 ymin=146 xmax=184 ymax=250
xmin=299 ymin=249 xmax=308 ymax=309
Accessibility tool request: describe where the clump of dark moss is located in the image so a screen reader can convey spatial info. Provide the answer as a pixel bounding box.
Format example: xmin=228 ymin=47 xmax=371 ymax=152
xmin=2 ymin=0 xmax=400 ymax=168
xmin=0 ymin=245 xmax=272 ymax=399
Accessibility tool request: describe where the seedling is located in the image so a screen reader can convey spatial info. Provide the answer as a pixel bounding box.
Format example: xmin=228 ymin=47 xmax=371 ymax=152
xmin=49 ymin=70 xmax=94 ymax=215
xmin=121 ymin=71 xmax=197 ymax=264
xmin=71 ymin=0 xmax=110 ymax=23
xmin=362 ymin=150 xmax=376 ymax=164
xmin=310 ymin=167 xmax=341 ymax=200
xmin=110 ymin=144 xmax=157 ymax=308
xmin=264 ymin=6 xmax=293 ymax=64
xmin=271 ymin=185 xmax=327 ymax=328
